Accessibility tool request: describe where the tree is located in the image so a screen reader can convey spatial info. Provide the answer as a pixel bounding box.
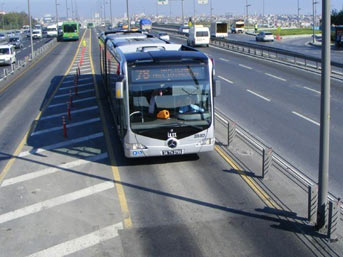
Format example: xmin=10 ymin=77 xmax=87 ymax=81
xmin=331 ymin=9 xmax=343 ymax=25
xmin=0 ymin=11 xmax=36 ymax=30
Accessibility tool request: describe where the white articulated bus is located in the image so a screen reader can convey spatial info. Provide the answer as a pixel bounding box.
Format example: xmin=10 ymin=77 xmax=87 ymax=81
xmin=99 ymin=31 xmax=219 ymax=158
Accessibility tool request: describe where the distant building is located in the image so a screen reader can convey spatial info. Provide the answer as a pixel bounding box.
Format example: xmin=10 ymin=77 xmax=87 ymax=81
xmin=0 ymin=10 xmax=6 ymax=15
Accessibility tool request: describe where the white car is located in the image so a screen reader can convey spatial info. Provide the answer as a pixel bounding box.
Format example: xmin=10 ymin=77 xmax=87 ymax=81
xmin=157 ymin=32 xmax=170 ymax=41
xmin=32 ymin=29 xmax=42 ymax=39
xmin=0 ymin=45 xmax=16 ymax=65
xmin=256 ymin=32 xmax=274 ymax=42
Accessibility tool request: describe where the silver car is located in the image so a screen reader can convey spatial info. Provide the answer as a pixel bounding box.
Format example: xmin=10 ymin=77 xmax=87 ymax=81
xmin=9 ymin=37 xmax=23 ymax=49
xmin=256 ymin=32 xmax=274 ymax=42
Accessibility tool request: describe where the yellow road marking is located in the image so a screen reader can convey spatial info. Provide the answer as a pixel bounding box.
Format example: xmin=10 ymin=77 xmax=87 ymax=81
xmin=88 ymin=29 xmax=133 ymax=228
xmin=215 ymin=145 xmax=281 ymax=210
xmin=0 ymin=30 xmax=87 ymax=186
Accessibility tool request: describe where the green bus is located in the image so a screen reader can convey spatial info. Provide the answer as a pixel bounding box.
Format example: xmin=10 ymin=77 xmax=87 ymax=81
xmin=62 ymin=21 xmax=79 ymax=41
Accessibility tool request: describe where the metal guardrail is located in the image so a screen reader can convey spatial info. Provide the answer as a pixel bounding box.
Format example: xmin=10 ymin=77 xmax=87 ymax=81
xmin=0 ymin=38 xmax=57 ymax=82
xmin=153 ymin=24 xmax=343 ymax=79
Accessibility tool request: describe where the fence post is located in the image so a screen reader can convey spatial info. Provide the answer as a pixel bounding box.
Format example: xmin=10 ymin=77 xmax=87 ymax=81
xmin=308 ymin=184 xmax=318 ymax=224
xmin=262 ymin=147 xmax=273 ymax=178
xmin=328 ymin=199 xmax=341 ymax=241
xmin=227 ymin=121 xmax=236 ymax=147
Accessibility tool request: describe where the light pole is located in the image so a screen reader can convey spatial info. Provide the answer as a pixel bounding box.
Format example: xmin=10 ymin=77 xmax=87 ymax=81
xmin=316 ymin=0 xmax=331 ymax=232
xmin=262 ymin=0 xmax=264 ymax=18
xmin=181 ymin=0 xmax=184 ymax=25
xmin=246 ymin=0 xmax=251 ymax=28
xmin=66 ymin=0 xmax=69 ymax=19
xmin=1 ymin=3 xmax=4 ymax=30
xmin=312 ymin=0 xmax=318 ymax=43
xmin=109 ymin=0 xmax=113 ymax=27
xmin=27 ymin=0 xmax=34 ymax=59
xmin=210 ymin=0 xmax=213 ymax=23
xmin=103 ymin=0 xmax=106 ymax=24
xmin=55 ymin=0 xmax=59 ymax=27
xmin=126 ymin=0 xmax=130 ymax=30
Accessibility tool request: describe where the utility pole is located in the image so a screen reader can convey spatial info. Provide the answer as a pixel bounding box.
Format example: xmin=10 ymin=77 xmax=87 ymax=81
xmin=262 ymin=0 xmax=264 ymax=18
xmin=27 ymin=0 xmax=34 ymax=59
xmin=193 ymin=0 xmax=195 ymax=20
xmin=71 ymin=0 xmax=74 ymax=19
xmin=1 ymin=3 xmax=5 ymax=30
xmin=297 ymin=0 xmax=300 ymax=28
xmin=316 ymin=0 xmax=331 ymax=232
xmin=103 ymin=0 xmax=106 ymax=24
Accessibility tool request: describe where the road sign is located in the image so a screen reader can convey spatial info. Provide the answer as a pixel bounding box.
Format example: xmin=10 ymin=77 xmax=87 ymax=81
xmin=198 ymin=0 xmax=208 ymax=4
xmin=157 ymin=0 xmax=168 ymax=5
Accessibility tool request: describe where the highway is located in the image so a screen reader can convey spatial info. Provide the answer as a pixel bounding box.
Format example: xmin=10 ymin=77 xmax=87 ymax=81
xmin=227 ymin=33 xmax=343 ymax=64
xmin=0 ymin=36 xmax=53 ymax=78
xmin=0 ymin=29 xmax=342 ymax=256
xmin=168 ymin=34 xmax=343 ymax=199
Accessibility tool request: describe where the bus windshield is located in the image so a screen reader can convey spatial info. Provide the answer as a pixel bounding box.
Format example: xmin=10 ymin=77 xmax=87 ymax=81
xmin=63 ymin=24 xmax=77 ymax=33
xmin=128 ymin=63 xmax=211 ymax=137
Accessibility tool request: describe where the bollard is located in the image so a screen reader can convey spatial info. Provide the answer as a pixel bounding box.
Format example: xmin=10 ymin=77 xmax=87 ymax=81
xmin=78 ymin=65 xmax=81 ymax=77
xmin=308 ymin=184 xmax=318 ymax=224
xmin=67 ymin=103 xmax=71 ymax=121
xmin=62 ymin=116 xmax=67 ymax=138
xmin=74 ymin=75 xmax=78 ymax=95
xmin=227 ymin=121 xmax=236 ymax=147
xmin=3 ymin=69 xmax=7 ymax=78
xmin=69 ymin=90 xmax=73 ymax=107
xmin=262 ymin=147 xmax=273 ymax=178
xmin=328 ymin=199 xmax=341 ymax=241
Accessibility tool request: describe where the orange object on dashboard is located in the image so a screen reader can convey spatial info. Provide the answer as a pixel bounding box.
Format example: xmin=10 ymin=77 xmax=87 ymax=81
xmin=157 ymin=110 xmax=170 ymax=119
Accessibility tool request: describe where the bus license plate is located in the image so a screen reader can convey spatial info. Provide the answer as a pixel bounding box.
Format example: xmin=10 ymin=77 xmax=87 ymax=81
xmin=162 ymin=149 xmax=183 ymax=155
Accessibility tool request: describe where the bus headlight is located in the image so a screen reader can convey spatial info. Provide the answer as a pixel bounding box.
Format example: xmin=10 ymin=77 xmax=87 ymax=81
xmin=201 ymin=138 xmax=215 ymax=145
xmin=125 ymin=143 xmax=147 ymax=150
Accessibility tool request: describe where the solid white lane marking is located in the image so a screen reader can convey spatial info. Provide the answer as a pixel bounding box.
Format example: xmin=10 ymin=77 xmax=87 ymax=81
xmin=0 ymin=182 xmax=114 ymax=224
xmin=26 ymin=222 xmax=123 ymax=257
xmin=265 ymin=73 xmax=287 ymax=82
xmin=219 ymin=58 xmax=229 ymax=62
xmin=59 ymin=82 xmax=93 ymax=91
xmin=72 ymin=64 xmax=91 ymax=69
xmin=48 ymin=96 xmax=96 ymax=108
xmin=54 ymin=89 xmax=94 ymax=98
xmin=247 ymin=89 xmax=271 ymax=102
xmin=1 ymin=153 xmax=108 ymax=187
xmin=304 ymin=86 xmax=320 ymax=94
xmin=18 ymin=132 xmax=104 ymax=158
xmin=292 ymin=111 xmax=320 ymax=126
xmin=40 ymin=106 xmax=98 ymax=120
xmin=31 ymin=118 xmax=101 ymax=136
xmin=80 ymin=68 xmax=92 ymax=72
xmin=218 ymin=75 xmax=234 ymax=84
xmin=239 ymin=64 xmax=252 ymax=70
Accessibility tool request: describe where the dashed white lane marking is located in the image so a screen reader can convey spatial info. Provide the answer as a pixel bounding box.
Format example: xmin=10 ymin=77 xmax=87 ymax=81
xmin=0 ymin=181 xmax=114 ymax=224
xmin=292 ymin=111 xmax=320 ymax=126
xmin=1 ymin=153 xmax=108 ymax=187
xmin=247 ymin=89 xmax=271 ymax=102
xmin=18 ymin=132 xmax=104 ymax=158
xmin=72 ymin=64 xmax=91 ymax=69
xmin=219 ymin=58 xmax=229 ymax=62
xmin=26 ymin=222 xmax=123 ymax=257
xmin=40 ymin=106 xmax=98 ymax=120
xmin=48 ymin=96 xmax=96 ymax=108
xmin=31 ymin=117 xmax=101 ymax=136
xmin=54 ymin=89 xmax=94 ymax=98
xmin=239 ymin=64 xmax=252 ymax=70
xmin=218 ymin=75 xmax=234 ymax=84
xmin=265 ymin=73 xmax=287 ymax=82
xmin=80 ymin=68 xmax=92 ymax=72
xmin=304 ymin=86 xmax=320 ymax=94
xmin=59 ymin=82 xmax=93 ymax=91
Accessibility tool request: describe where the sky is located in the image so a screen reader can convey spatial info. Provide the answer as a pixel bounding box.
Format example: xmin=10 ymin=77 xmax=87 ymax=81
xmin=1 ymin=0 xmax=343 ymax=19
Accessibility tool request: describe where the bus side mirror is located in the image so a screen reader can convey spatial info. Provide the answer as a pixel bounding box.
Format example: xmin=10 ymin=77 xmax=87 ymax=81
xmin=115 ymin=80 xmax=124 ymax=99
xmin=213 ymin=79 xmax=221 ymax=97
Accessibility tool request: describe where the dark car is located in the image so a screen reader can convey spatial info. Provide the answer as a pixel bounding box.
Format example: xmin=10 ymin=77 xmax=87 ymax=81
xmin=9 ymin=37 xmax=24 ymax=49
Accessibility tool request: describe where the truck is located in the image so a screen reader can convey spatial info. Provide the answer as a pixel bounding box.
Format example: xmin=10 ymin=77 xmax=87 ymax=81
xmin=231 ymin=19 xmax=245 ymax=33
xmin=139 ymin=18 xmax=152 ymax=31
xmin=210 ymin=22 xmax=228 ymax=38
